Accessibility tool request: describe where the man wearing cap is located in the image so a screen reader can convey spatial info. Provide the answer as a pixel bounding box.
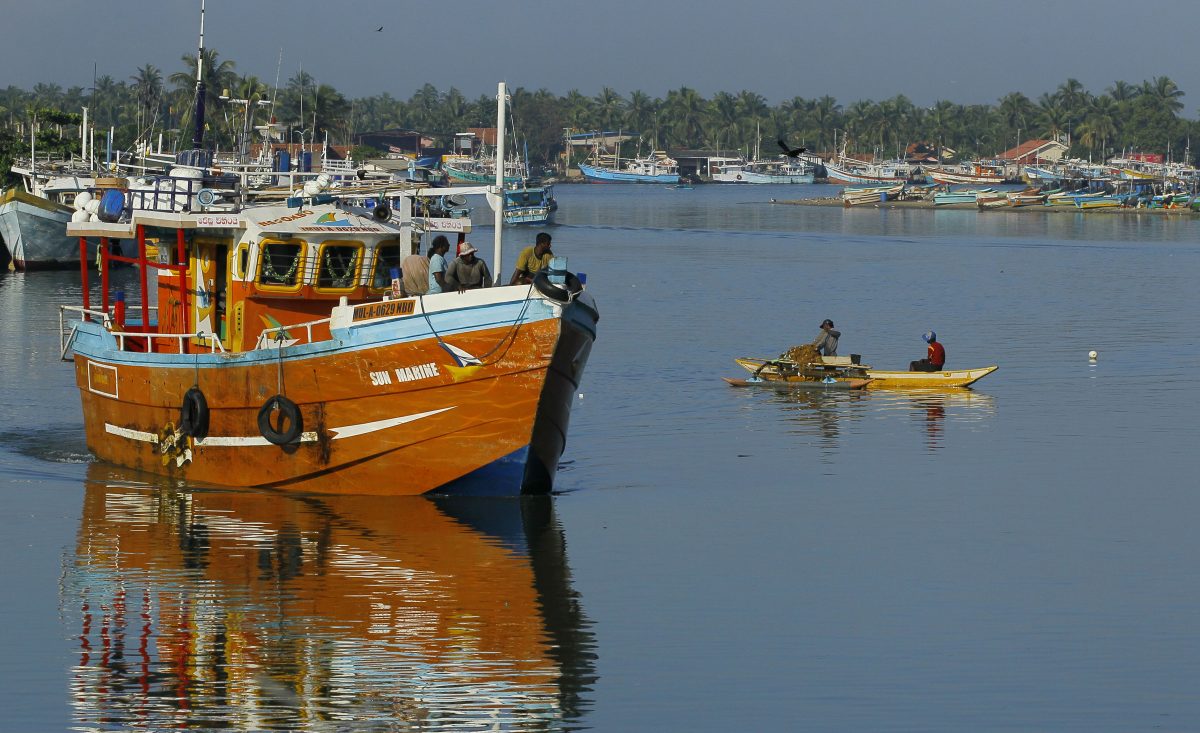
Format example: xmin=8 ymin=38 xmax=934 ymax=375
xmin=445 ymin=242 xmax=493 ymax=292
xmin=812 ymin=319 xmax=841 ymax=357
xmin=509 ymin=232 xmax=554 ymax=285
xmin=909 ymin=331 xmax=946 ymax=372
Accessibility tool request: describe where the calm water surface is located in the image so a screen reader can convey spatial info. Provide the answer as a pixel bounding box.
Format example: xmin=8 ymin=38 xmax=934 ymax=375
xmin=2 ymin=183 xmax=1199 ymax=731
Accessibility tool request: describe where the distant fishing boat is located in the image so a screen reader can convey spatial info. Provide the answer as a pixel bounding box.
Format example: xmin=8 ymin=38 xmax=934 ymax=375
xmin=822 ymin=157 xmax=917 ymax=185
xmin=933 ymin=188 xmax=997 ymax=205
xmin=711 ymin=157 xmax=814 ymax=184
xmin=503 ymin=182 xmax=557 ymax=225
xmin=443 ymin=155 xmax=523 ymax=185
xmin=842 ymin=184 xmax=905 ymax=206
xmin=927 ymin=162 xmax=1005 ymax=185
xmin=578 ymin=151 xmax=679 ymax=183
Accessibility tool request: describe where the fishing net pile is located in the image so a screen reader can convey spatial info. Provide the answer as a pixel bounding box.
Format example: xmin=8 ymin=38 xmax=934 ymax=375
xmin=778 ymin=343 xmax=820 ymax=366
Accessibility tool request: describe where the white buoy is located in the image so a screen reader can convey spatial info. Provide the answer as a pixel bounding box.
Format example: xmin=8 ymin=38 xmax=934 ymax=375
xmin=1089 ymin=350 xmax=1098 ymax=360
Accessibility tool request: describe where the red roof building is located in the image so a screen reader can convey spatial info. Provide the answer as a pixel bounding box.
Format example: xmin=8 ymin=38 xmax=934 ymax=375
xmin=996 ymin=139 xmax=1069 ymax=164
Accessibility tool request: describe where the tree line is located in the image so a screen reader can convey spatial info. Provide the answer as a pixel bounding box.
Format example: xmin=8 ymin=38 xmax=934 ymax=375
xmin=1 ymin=47 xmax=1196 ymax=182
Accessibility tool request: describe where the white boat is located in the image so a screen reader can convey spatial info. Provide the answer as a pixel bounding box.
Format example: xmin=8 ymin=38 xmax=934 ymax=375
xmin=711 ymin=156 xmax=814 ymax=184
xmin=0 ymin=167 xmax=100 ymax=271
xmin=822 ymin=157 xmax=918 ymax=185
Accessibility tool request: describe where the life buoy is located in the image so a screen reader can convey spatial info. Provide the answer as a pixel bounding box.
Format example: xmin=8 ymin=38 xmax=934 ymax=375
xmin=736 ymin=174 xmax=742 ymax=180
xmin=179 ymin=386 xmax=210 ymax=441
xmin=532 ymin=270 xmax=583 ymax=302
xmin=257 ymin=395 xmax=303 ymax=445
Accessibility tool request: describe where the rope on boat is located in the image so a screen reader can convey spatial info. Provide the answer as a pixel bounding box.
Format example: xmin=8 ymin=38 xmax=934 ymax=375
xmin=417 ymin=282 xmax=536 ymax=368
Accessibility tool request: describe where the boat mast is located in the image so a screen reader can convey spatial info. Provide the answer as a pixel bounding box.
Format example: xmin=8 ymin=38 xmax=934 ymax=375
xmin=191 ymin=0 xmax=207 ymax=150
xmin=492 ymin=81 xmax=506 ymax=282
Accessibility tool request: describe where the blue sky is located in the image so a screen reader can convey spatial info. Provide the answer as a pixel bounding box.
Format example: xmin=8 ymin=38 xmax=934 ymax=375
xmin=5 ymin=0 xmax=1199 ymax=115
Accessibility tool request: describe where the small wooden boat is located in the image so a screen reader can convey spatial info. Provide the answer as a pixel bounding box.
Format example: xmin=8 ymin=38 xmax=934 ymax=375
xmin=734 ymin=357 xmax=998 ymax=389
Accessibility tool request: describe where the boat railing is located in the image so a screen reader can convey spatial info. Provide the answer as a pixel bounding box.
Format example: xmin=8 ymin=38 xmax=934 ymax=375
xmin=59 ymin=305 xmax=226 ymax=358
xmin=252 ymin=316 xmax=332 ymax=350
xmin=123 ymin=174 xmax=222 ymax=214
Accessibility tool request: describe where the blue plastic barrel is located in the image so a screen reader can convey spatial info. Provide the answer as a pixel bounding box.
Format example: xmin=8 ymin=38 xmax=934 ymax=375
xmin=301 ymin=151 xmax=312 ymax=172
xmin=97 ymin=189 xmax=125 ymax=223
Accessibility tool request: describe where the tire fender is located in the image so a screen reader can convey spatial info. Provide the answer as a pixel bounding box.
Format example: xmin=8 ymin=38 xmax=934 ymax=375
xmin=179 ymin=386 xmax=210 ymax=441
xmin=258 ymin=395 xmax=303 ymax=445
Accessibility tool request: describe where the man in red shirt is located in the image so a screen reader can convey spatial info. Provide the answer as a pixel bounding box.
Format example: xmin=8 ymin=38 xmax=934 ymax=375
xmin=909 ymin=331 xmax=946 ymax=372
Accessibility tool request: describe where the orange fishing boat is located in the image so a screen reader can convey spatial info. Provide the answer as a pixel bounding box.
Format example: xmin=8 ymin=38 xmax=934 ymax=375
xmin=59 ymin=74 xmax=597 ymax=495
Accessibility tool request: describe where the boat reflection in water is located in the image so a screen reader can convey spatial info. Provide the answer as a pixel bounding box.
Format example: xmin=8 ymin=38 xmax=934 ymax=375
xmin=63 ymin=465 xmax=596 ymax=731
xmin=754 ymin=387 xmax=996 ymax=452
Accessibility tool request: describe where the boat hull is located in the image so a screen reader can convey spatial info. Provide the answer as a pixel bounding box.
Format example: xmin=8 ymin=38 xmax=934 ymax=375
xmin=69 ymin=291 xmax=598 ymax=495
xmin=712 ymin=170 xmax=814 ymax=184
xmin=0 ymin=188 xmax=80 ymax=270
xmin=577 ymin=162 xmax=678 ymax=184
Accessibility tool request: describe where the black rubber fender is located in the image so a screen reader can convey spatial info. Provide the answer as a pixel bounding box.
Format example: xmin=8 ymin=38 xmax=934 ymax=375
xmin=372 ymin=203 xmax=391 ymax=221
xmin=532 ymin=270 xmax=583 ymax=302
xmin=258 ymin=395 xmax=303 ymax=445
xmin=179 ymin=386 xmax=210 ymax=441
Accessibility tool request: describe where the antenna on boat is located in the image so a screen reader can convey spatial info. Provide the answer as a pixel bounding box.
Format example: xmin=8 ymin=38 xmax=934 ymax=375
xmin=191 ymin=0 xmax=206 ymax=150
xmin=493 ymin=81 xmax=507 ymax=282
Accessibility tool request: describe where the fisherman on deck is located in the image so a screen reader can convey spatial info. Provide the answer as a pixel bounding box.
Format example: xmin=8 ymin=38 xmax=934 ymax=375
xmin=426 ymin=236 xmax=452 ymax=294
xmin=509 ymin=232 xmax=554 ymax=285
xmin=445 ymin=242 xmax=493 ymax=292
xmin=812 ymin=319 xmax=840 ymax=357
xmin=910 ymin=331 xmax=946 ymax=372
xmin=400 ymin=235 xmax=438 ymax=296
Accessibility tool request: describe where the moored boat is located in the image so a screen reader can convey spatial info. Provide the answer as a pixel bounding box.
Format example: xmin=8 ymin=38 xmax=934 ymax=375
xmin=58 ymin=76 xmax=597 ymax=496
xmin=503 ymin=182 xmax=557 ymax=225
xmin=578 ymin=152 xmax=679 ymax=183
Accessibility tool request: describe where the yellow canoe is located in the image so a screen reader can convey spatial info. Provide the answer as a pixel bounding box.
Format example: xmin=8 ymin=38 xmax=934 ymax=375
xmin=735 ymin=357 xmax=998 ymax=389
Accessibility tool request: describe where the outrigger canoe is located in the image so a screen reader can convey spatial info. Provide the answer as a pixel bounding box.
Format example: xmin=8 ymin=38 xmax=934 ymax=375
xmin=734 ymin=357 xmax=998 ymax=389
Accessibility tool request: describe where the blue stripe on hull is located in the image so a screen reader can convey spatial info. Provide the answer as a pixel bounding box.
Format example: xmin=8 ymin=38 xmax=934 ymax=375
xmin=432 ymin=445 xmax=531 ymax=496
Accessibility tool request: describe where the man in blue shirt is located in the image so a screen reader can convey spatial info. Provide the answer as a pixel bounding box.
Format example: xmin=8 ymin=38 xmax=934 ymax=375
xmin=426 ymin=237 xmax=452 ymax=293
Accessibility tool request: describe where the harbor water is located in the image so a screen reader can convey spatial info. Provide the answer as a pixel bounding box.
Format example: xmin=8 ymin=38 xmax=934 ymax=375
xmin=2 ymin=183 xmax=1200 ymax=731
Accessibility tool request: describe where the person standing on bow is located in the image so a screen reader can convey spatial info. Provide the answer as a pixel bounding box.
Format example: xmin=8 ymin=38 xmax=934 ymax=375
xmin=910 ymin=331 xmax=946 ymax=372
xmin=509 ymin=232 xmax=554 ymax=285
xmin=812 ymin=319 xmax=841 ymax=357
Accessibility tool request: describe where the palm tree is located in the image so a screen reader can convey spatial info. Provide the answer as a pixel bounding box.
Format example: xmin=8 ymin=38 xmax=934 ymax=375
xmin=168 ymin=48 xmax=237 ymax=147
xmin=130 ymin=64 xmax=163 ymax=137
xmin=809 ymin=96 xmax=841 ymax=153
xmin=663 ymin=87 xmax=705 ymax=148
xmin=1107 ymin=80 xmax=1139 ymax=103
xmin=593 ymin=87 xmax=626 ymax=132
xmin=1143 ymin=76 xmax=1185 ymax=115
xmin=1078 ymin=97 xmax=1118 ymax=160
xmin=624 ymin=90 xmax=657 ymax=138
xmin=1036 ymin=93 xmax=1068 ymax=143
xmin=734 ymin=90 xmax=768 ymax=152
xmin=707 ymin=91 xmax=740 ymax=151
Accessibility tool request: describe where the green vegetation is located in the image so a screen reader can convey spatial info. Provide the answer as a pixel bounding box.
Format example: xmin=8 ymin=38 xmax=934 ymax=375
xmin=2 ymin=50 xmax=1197 ymax=178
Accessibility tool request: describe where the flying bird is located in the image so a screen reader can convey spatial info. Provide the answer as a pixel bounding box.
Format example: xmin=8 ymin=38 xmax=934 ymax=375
xmin=376 ymin=25 xmax=384 ymax=31
xmin=777 ymin=138 xmax=807 ymax=157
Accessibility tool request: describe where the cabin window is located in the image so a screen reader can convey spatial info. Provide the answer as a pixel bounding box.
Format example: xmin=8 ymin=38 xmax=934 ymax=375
xmin=315 ymin=241 xmax=364 ymax=291
xmin=257 ymin=239 xmax=305 ymax=290
xmin=234 ymin=243 xmax=250 ymax=279
xmin=370 ymin=239 xmax=403 ymax=292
